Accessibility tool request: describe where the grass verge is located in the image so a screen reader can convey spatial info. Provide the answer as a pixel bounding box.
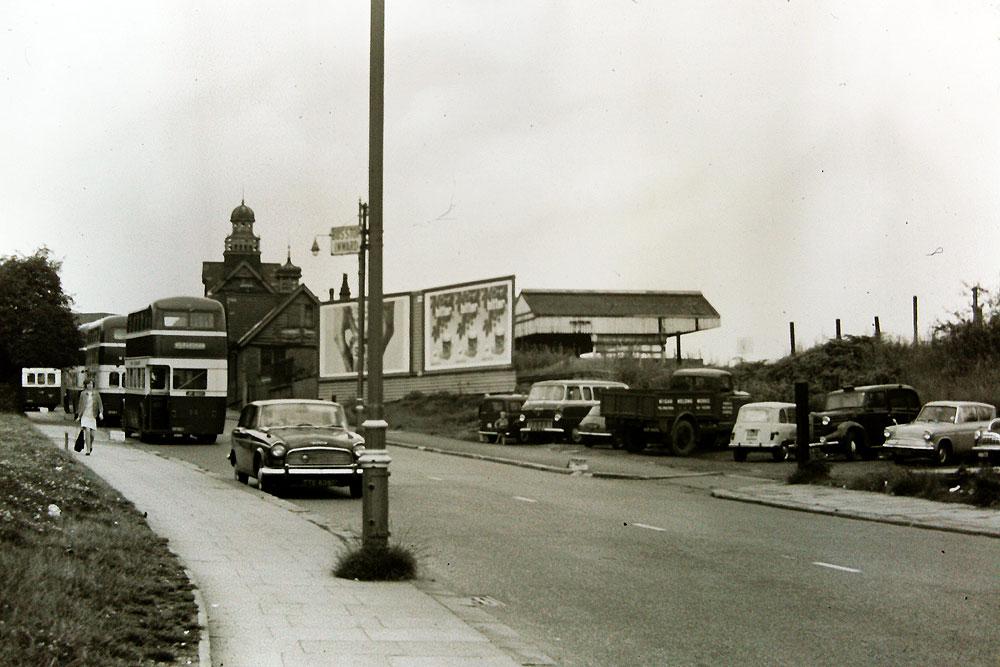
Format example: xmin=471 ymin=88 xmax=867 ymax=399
xmin=384 ymin=392 xmax=483 ymax=442
xmin=844 ymin=465 xmax=1000 ymax=508
xmin=0 ymin=413 xmax=199 ymax=666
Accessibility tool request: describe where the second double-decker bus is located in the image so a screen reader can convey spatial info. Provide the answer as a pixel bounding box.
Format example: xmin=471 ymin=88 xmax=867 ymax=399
xmin=65 ymin=315 xmax=127 ymax=423
xmin=123 ymin=296 xmax=228 ymax=443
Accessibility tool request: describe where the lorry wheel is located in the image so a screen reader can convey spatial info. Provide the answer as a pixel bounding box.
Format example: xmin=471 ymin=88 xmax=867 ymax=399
xmin=670 ymin=420 xmax=698 ymax=457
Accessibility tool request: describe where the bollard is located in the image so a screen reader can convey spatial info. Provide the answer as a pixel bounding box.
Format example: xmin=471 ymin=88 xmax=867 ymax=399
xmin=358 ymin=443 xmax=391 ymax=549
xmin=64 ymin=432 xmax=68 ymax=450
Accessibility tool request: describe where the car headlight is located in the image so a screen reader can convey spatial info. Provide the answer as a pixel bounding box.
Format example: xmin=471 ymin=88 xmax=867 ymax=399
xmin=353 ymin=443 xmax=366 ymax=455
xmin=271 ymin=444 xmax=287 ymax=458
xmin=883 ymin=429 xmax=892 ymax=439
xmin=519 ymin=414 xmax=526 ymax=422
xmin=923 ymin=431 xmax=932 ymax=441
xmin=553 ymin=411 xmax=562 ymax=422
xmin=975 ymin=430 xmax=982 ymax=441
xmin=821 ymin=416 xmax=831 ymax=426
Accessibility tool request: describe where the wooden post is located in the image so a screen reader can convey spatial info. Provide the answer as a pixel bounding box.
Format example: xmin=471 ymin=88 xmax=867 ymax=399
xmin=874 ymin=316 xmax=881 ymax=339
xmin=675 ymin=334 xmax=681 ymax=363
xmin=789 ymin=322 xmax=796 ymax=356
xmin=835 ymin=319 xmax=841 ymax=340
xmin=795 ymin=381 xmax=810 ymax=465
xmin=912 ymin=296 xmax=919 ymax=345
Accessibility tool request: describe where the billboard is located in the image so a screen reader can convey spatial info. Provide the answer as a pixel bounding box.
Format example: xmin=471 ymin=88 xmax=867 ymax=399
xmin=424 ymin=277 xmax=514 ymax=372
xmin=319 ymin=295 xmax=410 ymax=378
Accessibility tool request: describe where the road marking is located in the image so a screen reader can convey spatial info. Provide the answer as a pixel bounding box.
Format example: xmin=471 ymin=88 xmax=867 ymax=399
xmin=630 ymin=522 xmax=667 ymax=532
xmin=812 ymin=561 xmax=861 ymax=573
xmin=513 ymin=496 xmax=537 ymax=503
xmin=427 ymin=476 xmax=443 ymax=481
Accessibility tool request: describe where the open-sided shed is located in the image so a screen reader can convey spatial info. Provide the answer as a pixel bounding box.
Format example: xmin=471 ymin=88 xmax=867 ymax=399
xmin=514 ymin=290 xmax=720 ymax=358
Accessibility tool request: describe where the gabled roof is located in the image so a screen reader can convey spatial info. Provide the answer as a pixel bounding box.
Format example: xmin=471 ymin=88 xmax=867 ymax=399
xmin=205 ymin=259 xmax=275 ymax=297
xmin=517 ymin=290 xmax=719 ymax=319
xmin=236 ymin=284 xmax=319 ymax=348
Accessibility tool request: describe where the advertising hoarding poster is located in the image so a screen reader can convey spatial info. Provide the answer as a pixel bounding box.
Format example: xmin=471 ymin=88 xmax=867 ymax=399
xmin=424 ymin=277 xmax=513 ymax=372
xmin=319 ymin=295 xmax=410 ymax=378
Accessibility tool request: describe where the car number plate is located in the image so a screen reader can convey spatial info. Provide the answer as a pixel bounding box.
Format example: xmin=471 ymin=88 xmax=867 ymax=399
xmin=746 ymin=429 xmax=758 ymax=443
xmin=528 ymin=420 xmax=550 ymax=431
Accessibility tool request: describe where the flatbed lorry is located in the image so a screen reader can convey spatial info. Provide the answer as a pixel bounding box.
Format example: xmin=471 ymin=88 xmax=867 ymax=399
xmin=601 ymin=368 xmax=751 ymax=456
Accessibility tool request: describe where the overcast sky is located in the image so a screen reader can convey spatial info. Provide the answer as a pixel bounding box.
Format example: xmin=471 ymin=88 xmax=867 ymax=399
xmin=2 ymin=1 xmax=998 ymax=362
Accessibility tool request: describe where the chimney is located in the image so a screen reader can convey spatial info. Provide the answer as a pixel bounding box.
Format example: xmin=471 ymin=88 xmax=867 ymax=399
xmin=339 ymin=273 xmax=352 ymax=301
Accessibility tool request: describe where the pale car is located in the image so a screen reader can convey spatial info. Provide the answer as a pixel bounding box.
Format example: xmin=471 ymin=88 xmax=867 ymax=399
xmin=229 ymin=399 xmax=366 ymax=496
xmin=729 ymin=402 xmax=798 ymax=462
xmin=571 ymin=404 xmax=619 ymax=447
xmin=973 ymin=418 xmax=1000 ymax=465
xmin=883 ymin=401 xmax=996 ymax=466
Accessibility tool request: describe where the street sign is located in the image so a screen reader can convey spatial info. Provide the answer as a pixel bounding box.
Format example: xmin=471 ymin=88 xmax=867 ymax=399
xmin=330 ymin=225 xmax=362 ymax=255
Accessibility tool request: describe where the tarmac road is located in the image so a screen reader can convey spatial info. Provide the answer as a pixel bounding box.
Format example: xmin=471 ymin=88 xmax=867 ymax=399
xmin=39 ymin=410 xmax=996 ymax=667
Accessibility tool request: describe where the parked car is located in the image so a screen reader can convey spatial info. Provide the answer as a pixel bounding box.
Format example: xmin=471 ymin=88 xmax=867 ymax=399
xmin=972 ymin=417 xmax=1000 ymax=465
xmin=477 ymin=393 xmax=527 ymax=445
xmin=812 ymin=384 xmax=921 ymax=460
xmin=883 ymin=401 xmax=996 ymax=465
xmin=229 ymin=399 xmax=366 ymax=496
xmin=519 ymin=379 xmax=628 ymax=443
xmin=571 ymin=404 xmax=618 ymax=447
xmin=729 ymin=402 xmax=799 ymax=462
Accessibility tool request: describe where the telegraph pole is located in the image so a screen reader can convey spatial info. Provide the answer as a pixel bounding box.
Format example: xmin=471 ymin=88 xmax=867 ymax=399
xmin=356 ymin=200 xmax=368 ymax=405
xmin=359 ymin=0 xmax=390 ymax=550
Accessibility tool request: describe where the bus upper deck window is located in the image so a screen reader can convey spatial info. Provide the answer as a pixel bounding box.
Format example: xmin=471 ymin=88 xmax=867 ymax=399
xmin=190 ymin=312 xmax=215 ymax=329
xmin=163 ymin=312 xmax=189 ymax=328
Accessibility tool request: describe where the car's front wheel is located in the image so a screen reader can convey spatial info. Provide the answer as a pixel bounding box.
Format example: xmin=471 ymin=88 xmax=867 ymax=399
xmin=843 ymin=432 xmax=862 ymax=461
xmin=772 ymin=445 xmax=790 ymax=462
xmin=935 ymin=442 xmax=953 ymax=466
xmin=349 ymin=477 xmax=363 ymax=499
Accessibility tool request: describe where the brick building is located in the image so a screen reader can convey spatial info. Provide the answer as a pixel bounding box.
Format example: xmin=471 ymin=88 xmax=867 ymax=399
xmin=201 ymin=201 xmax=319 ymax=405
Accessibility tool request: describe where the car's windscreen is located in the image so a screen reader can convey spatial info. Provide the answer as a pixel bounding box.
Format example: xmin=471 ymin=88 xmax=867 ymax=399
xmin=737 ymin=408 xmax=772 ymax=423
xmin=259 ymin=403 xmax=347 ymax=428
xmin=915 ymin=405 xmax=957 ymax=423
xmin=825 ymin=393 xmax=863 ymax=410
xmin=528 ymin=385 xmax=564 ymax=401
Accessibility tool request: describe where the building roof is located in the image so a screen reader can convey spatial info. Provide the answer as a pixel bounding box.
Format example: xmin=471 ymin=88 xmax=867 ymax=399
xmin=231 ymin=200 xmax=255 ymax=222
xmin=518 ymin=290 xmax=719 ymax=319
xmin=236 ymin=284 xmax=319 ymax=348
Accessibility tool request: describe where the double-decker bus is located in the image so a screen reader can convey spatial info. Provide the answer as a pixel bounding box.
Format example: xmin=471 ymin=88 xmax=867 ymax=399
xmin=64 ymin=315 xmax=127 ymax=423
xmin=123 ymin=296 xmax=228 ymax=442
xmin=21 ymin=368 xmax=62 ymax=411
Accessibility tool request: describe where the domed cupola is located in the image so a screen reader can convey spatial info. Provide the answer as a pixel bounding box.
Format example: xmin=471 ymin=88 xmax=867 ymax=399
xmin=230 ymin=201 xmax=255 ymax=223
xmin=224 ymin=199 xmax=261 ymax=257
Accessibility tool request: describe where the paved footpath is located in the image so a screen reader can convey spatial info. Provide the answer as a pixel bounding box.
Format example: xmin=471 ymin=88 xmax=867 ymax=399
xmin=37 ymin=424 xmax=540 ymax=667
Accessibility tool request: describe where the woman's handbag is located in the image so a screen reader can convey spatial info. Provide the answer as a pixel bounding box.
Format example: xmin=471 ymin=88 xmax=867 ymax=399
xmin=74 ymin=429 xmax=85 ymax=452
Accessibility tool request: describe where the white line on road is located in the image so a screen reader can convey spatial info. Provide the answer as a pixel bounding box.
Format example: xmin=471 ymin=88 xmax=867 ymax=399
xmin=812 ymin=561 xmax=861 ymax=573
xmin=630 ymin=522 xmax=667 ymax=532
xmin=427 ymin=476 xmax=443 ymax=481
xmin=513 ymin=496 xmax=538 ymax=503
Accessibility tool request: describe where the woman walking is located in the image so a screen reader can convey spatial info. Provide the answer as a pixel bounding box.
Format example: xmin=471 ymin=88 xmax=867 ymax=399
xmin=75 ymin=379 xmax=104 ymax=455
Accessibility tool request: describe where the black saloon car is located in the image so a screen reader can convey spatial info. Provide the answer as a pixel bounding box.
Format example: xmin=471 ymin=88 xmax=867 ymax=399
xmin=229 ymin=399 xmax=366 ymax=497
xmin=477 ymin=393 xmax=527 ymax=444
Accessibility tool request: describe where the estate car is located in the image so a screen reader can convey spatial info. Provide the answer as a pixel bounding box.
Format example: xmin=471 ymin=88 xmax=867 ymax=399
xmin=229 ymin=399 xmax=366 ymax=496
xmin=812 ymin=384 xmax=921 ymax=460
xmin=883 ymin=401 xmax=996 ymax=465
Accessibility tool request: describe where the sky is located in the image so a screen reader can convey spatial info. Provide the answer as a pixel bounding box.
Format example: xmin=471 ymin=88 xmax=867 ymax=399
xmin=2 ymin=1 xmax=999 ymax=363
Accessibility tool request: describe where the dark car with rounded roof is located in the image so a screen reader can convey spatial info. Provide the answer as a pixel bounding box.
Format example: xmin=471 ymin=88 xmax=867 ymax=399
xmin=229 ymin=399 xmax=365 ymax=496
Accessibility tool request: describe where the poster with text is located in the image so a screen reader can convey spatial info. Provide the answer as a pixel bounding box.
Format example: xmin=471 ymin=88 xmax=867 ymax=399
xmin=424 ymin=278 xmax=513 ymax=372
xmin=319 ymin=296 xmax=410 ymax=378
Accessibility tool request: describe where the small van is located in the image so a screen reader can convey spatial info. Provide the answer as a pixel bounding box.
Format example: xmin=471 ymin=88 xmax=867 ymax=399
xmin=518 ymin=379 xmax=628 ymax=443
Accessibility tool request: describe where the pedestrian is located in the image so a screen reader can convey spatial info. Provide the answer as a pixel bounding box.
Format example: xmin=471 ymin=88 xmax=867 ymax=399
xmin=75 ymin=378 xmax=104 ymax=455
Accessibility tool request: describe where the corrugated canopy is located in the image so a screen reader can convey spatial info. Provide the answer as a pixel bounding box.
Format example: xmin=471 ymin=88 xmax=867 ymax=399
xmin=518 ymin=290 xmax=719 ymax=319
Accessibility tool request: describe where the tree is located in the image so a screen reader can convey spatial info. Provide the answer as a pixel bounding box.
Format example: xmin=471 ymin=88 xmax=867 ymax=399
xmin=0 ymin=248 xmax=83 ymax=405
